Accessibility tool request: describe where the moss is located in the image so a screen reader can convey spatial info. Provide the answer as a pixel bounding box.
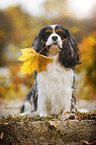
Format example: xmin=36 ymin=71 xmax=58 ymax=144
xmin=66 ymin=111 xmax=96 ymax=121
xmin=0 ymin=114 xmax=56 ymax=124
xmin=0 ymin=111 xmax=96 ymax=124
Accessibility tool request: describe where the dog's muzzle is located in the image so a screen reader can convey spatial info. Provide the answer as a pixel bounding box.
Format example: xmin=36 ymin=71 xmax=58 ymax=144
xmin=46 ymin=34 xmax=63 ymax=49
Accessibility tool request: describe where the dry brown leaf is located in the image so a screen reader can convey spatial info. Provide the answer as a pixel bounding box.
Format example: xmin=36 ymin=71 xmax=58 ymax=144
xmin=49 ymin=121 xmax=58 ymax=128
xmin=0 ymin=132 xmax=4 ymax=139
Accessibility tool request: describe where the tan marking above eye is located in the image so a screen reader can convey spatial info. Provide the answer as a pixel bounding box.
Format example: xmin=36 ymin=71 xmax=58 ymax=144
xmin=46 ymin=29 xmax=53 ymax=33
xmin=55 ymin=28 xmax=63 ymax=33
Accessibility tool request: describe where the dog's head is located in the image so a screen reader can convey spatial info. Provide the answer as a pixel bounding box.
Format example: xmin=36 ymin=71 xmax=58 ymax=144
xmin=32 ymin=24 xmax=80 ymax=68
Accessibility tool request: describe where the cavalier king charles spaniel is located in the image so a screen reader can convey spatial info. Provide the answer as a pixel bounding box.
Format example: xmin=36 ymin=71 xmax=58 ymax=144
xmin=20 ymin=24 xmax=80 ymax=117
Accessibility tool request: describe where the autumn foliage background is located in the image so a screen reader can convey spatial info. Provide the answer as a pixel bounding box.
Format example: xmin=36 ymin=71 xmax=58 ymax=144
xmin=0 ymin=0 xmax=96 ymax=102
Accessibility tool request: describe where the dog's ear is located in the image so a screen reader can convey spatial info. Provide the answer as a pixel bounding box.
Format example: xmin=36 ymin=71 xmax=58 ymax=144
xmin=59 ymin=31 xmax=81 ymax=68
xmin=32 ymin=34 xmax=39 ymax=51
xmin=32 ymin=33 xmax=44 ymax=52
xmin=32 ymin=32 xmax=47 ymax=55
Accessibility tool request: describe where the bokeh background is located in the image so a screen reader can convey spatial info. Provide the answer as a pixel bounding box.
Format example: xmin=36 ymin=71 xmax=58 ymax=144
xmin=0 ymin=0 xmax=96 ymax=115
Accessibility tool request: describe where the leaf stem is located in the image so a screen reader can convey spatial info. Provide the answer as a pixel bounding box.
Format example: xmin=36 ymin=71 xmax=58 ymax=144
xmin=39 ymin=39 xmax=66 ymax=54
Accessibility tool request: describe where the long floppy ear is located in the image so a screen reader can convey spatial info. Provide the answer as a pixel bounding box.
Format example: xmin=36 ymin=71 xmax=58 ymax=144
xmin=32 ymin=33 xmax=44 ymax=53
xmin=59 ymin=31 xmax=80 ymax=68
xmin=32 ymin=30 xmax=48 ymax=56
xmin=32 ymin=33 xmax=45 ymax=79
xmin=32 ymin=34 xmax=39 ymax=51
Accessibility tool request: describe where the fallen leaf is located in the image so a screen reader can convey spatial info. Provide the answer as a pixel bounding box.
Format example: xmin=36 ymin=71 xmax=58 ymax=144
xmin=0 ymin=132 xmax=4 ymax=139
xmin=80 ymin=140 xmax=96 ymax=145
xmin=49 ymin=121 xmax=58 ymax=128
xmin=26 ymin=139 xmax=31 ymax=145
xmin=19 ymin=48 xmax=54 ymax=75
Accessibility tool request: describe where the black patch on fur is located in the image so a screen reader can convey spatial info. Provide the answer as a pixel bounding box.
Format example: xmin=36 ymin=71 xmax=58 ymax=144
xmin=71 ymin=94 xmax=76 ymax=112
xmin=58 ymin=31 xmax=80 ymax=68
xmin=20 ymin=104 xmax=25 ymax=113
xmin=27 ymin=82 xmax=38 ymax=111
xmin=32 ymin=26 xmax=52 ymax=56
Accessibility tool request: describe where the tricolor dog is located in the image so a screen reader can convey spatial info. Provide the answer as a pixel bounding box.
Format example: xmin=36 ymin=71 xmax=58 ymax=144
xmin=20 ymin=24 xmax=80 ymax=117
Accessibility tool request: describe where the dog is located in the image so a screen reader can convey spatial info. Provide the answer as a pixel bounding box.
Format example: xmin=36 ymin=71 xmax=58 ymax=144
xmin=20 ymin=24 xmax=80 ymax=117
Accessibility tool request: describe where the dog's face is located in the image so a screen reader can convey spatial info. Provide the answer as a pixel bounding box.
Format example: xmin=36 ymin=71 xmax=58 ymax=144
xmin=32 ymin=24 xmax=68 ymax=55
xmin=40 ymin=25 xmax=68 ymax=56
xmin=32 ymin=24 xmax=80 ymax=68
xmin=42 ymin=25 xmax=66 ymax=48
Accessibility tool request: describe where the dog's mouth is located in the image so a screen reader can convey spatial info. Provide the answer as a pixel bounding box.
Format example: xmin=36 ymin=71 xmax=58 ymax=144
xmin=39 ymin=39 xmax=65 ymax=56
xmin=47 ymin=42 xmax=63 ymax=51
xmin=46 ymin=42 xmax=62 ymax=57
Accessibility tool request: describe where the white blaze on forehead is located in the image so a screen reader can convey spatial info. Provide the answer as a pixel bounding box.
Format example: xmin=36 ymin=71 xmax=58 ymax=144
xmin=51 ymin=25 xmax=56 ymax=32
xmin=46 ymin=24 xmax=62 ymax=48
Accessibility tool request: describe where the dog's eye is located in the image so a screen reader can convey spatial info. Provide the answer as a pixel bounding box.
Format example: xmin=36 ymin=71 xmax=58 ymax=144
xmin=42 ymin=31 xmax=51 ymax=41
xmin=56 ymin=31 xmax=67 ymax=40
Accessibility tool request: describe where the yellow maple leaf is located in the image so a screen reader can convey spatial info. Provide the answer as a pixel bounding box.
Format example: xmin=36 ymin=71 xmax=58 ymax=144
xmin=19 ymin=48 xmax=54 ymax=75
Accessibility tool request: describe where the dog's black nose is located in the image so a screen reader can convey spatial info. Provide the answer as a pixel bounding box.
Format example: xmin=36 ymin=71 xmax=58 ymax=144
xmin=52 ymin=36 xmax=58 ymax=41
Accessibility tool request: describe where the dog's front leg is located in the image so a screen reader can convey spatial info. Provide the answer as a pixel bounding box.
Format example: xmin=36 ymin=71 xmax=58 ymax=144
xmin=61 ymin=98 xmax=71 ymax=117
xmin=37 ymin=94 xmax=48 ymax=117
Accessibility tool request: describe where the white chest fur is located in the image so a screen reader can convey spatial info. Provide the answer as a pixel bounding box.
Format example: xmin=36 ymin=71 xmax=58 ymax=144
xmin=37 ymin=55 xmax=74 ymax=116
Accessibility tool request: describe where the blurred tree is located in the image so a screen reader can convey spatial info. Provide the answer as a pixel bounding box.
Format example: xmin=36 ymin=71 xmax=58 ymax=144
xmin=4 ymin=6 xmax=33 ymax=44
xmin=76 ymin=33 xmax=96 ymax=99
xmin=0 ymin=11 xmax=12 ymax=48
xmin=0 ymin=11 xmax=12 ymax=66
xmin=44 ymin=0 xmax=71 ymax=18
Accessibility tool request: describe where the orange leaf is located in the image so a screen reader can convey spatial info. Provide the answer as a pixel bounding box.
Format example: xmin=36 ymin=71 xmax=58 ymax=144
xmin=49 ymin=121 xmax=58 ymax=128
